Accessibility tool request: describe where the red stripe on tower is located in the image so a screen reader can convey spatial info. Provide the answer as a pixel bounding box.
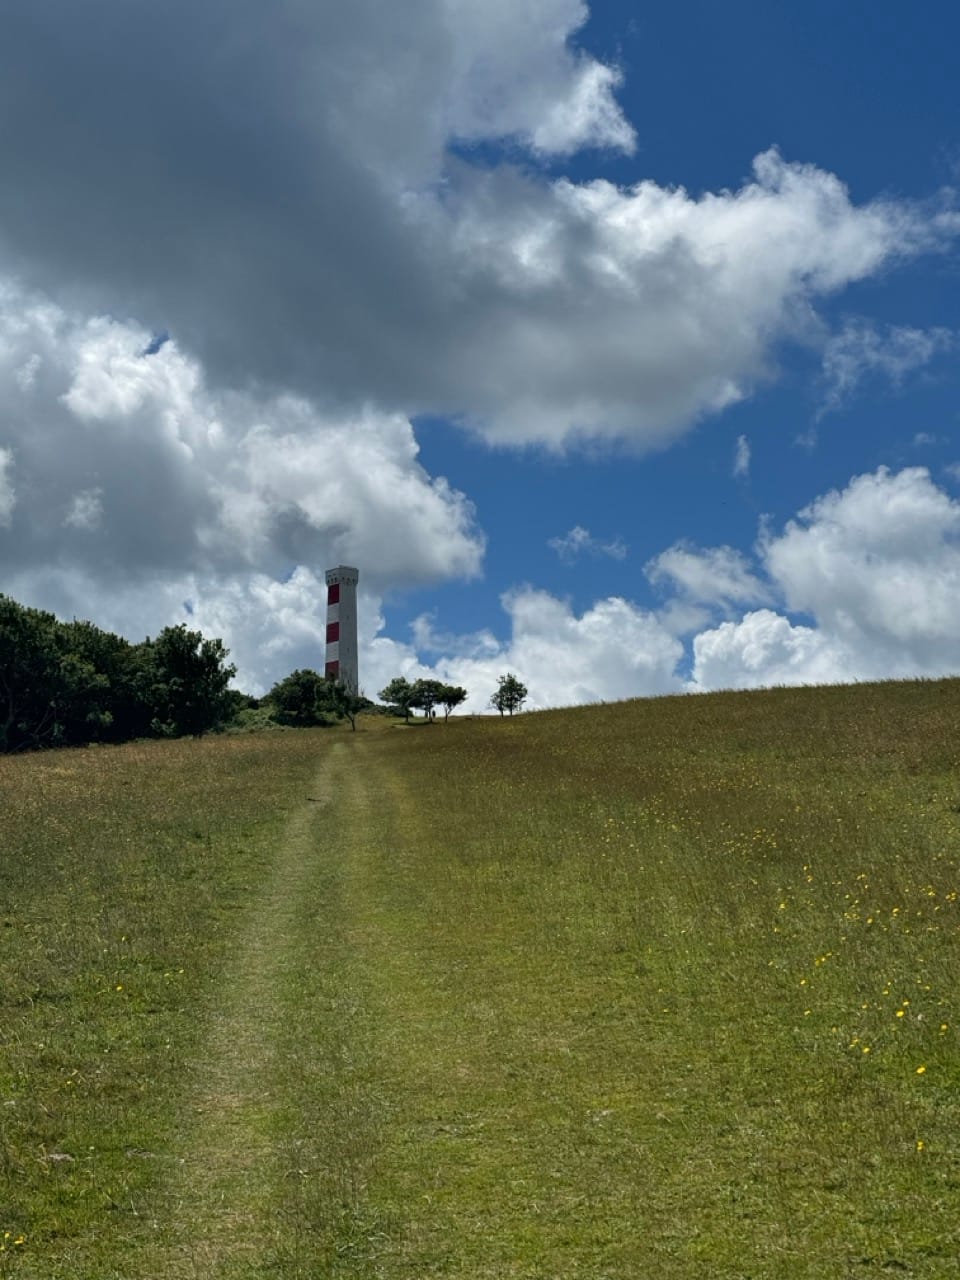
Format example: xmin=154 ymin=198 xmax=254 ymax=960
xmin=327 ymin=582 xmax=340 ymax=605
xmin=326 ymin=621 xmax=340 ymax=643
xmin=325 ymin=660 xmax=340 ymax=679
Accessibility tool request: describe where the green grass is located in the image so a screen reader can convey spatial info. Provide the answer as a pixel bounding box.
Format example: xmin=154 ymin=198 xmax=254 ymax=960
xmin=2 ymin=680 xmax=960 ymax=1276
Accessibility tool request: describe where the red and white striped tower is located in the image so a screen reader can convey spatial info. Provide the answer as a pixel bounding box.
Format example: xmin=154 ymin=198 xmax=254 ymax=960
xmin=324 ymin=565 xmax=359 ymax=693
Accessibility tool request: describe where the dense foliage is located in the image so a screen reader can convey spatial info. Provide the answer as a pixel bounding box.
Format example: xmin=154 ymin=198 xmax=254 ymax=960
xmin=0 ymin=593 xmax=236 ymax=751
xmin=266 ymin=669 xmax=369 ymax=731
xmin=268 ymin=668 xmax=335 ymax=727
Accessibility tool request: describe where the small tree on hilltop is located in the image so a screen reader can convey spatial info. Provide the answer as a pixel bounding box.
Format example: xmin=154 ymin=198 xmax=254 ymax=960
xmin=438 ymin=683 xmax=467 ymax=721
xmin=379 ymin=676 xmax=417 ymax=723
xmin=490 ymin=672 xmax=527 ymax=717
xmin=411 ymin=678 xmax=446 ymax=722
xmin=325 ymin=678 xmax=369 ymax=732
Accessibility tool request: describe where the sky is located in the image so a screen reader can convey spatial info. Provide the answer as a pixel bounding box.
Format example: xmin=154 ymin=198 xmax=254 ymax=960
xmin=1 ymin=0 xmax=959 ymax=712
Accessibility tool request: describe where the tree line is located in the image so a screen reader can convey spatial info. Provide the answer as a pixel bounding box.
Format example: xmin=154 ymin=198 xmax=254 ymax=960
xmin=378 ymin=677 xmax=467 ymax=722
xmin=0 ymin=593 xmax=237 ymax=752
xmin=0 ymin=590 xmax=531 ymax=753
xmin=271 ymin=671 xmax=528 ymax=727
xmin=377 ymin=672 xmax=527 ymax=719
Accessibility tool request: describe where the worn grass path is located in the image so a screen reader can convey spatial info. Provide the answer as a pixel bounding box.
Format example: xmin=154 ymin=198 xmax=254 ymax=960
xmin=133 ymin=737 xmax=388 ymax=1278
xmin=2 ymin=733 xmax=383 ymax=1280
xmin=134 ymin=725 xmax=672 ymax=1279
xmin=130 ymin=727 xmax=462 ymax=1279
xmin=138 ymin=742 xmax=346 ymax=1276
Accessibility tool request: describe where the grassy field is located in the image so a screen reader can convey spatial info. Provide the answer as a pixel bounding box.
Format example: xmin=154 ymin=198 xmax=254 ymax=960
xmin=2 ymin=679 xmax=959 ymax=1277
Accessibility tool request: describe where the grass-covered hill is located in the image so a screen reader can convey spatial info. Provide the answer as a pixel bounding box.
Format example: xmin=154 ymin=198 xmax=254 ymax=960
xmin=2 ymin=678 xmax=959 ymax=1278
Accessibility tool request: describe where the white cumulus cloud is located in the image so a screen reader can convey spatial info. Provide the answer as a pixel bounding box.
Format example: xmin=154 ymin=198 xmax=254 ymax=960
xmin=471 ymin=468 xmax=960 ymax=702
xmin=441 ymin=0 xmax=635 ymax=155
xmin=690 ymin=466 xmax=960 ymax=690
xmin=691 ymin=610 xmax=850 ymax=690
xmin=764 ymin=467 xmax=960 ymax=668
xmin=0 ymin=282 xmax=484 ymax=676
xmin=445 ymin=151 xmax=959 ymax=448
xmin=646 ymin=543 xmax=770 ymax=609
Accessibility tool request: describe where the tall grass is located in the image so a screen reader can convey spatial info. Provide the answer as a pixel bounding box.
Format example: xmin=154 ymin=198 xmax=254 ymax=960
xmin=327 ymin=680 xmax=960 ymax=1276
xmin=2 ymin=679 xmax=959 ymax=1277
xmin=0 ymin=734 xmax=322 ymax=1275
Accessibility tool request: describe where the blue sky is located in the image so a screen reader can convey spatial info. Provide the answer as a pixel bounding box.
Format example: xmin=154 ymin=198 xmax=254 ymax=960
xmin=388 ymin=0 xmax=960 ymax=692
xmin=0 ymin=0 xmax=959 ymax=708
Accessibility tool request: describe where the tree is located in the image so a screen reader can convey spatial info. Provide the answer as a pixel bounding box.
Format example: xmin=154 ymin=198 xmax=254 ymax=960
xmin=379 ymin=676 xmax=417 ymax=723
xmin=146 ymin=624 xmax=237 ymax=737
xmin=438 ymin=684 xmax=467 ymax=721
xmin=58 ymin=618 xmax=145 ymax=743
xmin=490 ymin=672 xmax=528 ymax=717
xmin=410 ymin=678 xmax=447 ymax=721
xmin=268 ymin=668 xmax=332 ymax=727
xmin=324 ymin=678 xmax=369 ymax=731
xmin=268 ymin=669 xmax=371 ymax=731
xmin=0 ymin=595 xmax=66 ymax=751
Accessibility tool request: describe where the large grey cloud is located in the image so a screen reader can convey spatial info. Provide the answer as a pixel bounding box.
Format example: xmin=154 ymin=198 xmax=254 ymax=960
xmin=0 ymin=1 xmax=631 ymax=421
xmin=0 ymin=283 xmax=483 ymax=608
xmin=0 ymin=1 xmax=956 ymax=449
